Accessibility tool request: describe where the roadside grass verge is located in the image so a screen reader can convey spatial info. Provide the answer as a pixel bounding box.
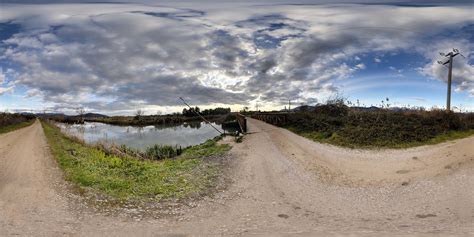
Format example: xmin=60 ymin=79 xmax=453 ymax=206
xmin=291 ymin=128 xmax=474 ymax=149
xmin=0 ymin=120 xmax=35 ymax=134
xmin=41 ymin=121 xmax=231 ymax=201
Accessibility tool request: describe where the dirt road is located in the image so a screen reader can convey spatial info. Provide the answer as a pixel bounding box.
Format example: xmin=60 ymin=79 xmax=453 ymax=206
xmin=0 ymin=119 xmax=473 ymax=236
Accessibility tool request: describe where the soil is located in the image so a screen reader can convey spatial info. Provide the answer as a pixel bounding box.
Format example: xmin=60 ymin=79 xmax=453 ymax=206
xmin=0 ymin=119 xmax=473 ymax=236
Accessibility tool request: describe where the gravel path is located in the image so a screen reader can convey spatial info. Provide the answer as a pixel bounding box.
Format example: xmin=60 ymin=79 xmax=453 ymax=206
xmin=0 ymin=119 xmax=473 ymax=236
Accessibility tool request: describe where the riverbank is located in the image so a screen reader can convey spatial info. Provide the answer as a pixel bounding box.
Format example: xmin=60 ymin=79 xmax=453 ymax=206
xmin=41 ymin=121 xmax=232 ymax=203
xmin=86 ymin=114 xmax=225 ymax=126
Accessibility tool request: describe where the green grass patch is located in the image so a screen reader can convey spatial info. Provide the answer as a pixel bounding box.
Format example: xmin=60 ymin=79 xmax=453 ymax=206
xmin=41 ymin=121 xmax=230 ymax=201
xmin=291 ymin=127 xmax=474 ymax=149
xmin=181 ymin=137 xmax=231 ymax=158
xmin=0 ymin=120 xmax=35 ymax=134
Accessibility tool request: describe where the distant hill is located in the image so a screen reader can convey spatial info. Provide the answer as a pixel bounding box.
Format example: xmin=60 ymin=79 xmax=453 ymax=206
xmin=35 ymin=112 xmax=108 ymax=119
xmin=36 ymin=113 xmax=65 ymax=117
xmin=82 ymin=113 xmax=108 ymax=118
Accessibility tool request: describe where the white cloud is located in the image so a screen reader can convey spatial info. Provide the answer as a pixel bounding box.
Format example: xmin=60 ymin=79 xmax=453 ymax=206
xmin=0 ymin=68 xmax=5 ymax=84
xmin=0 ymin=86 xmax=13 ymax=95
xmin=0 ymin=3 xmax=473 ymax=112
xmin=0 ymin=68 xmax=14 ymax=95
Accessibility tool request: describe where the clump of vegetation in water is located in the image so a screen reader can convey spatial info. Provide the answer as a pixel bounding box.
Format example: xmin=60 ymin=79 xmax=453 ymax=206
xmin=144 ymin=144 xmax=183 ymax=160
xmin=41 ymin=121 xmax=231 ymax=201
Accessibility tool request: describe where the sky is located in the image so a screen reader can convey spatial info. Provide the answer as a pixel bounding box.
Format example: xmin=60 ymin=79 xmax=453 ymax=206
xmin=0 ymin=0 xmax=473 ymax=115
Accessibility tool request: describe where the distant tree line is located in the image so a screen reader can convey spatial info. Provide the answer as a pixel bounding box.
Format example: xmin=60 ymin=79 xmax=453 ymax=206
xmin=182 ymin=107 xmax=231 ymax=117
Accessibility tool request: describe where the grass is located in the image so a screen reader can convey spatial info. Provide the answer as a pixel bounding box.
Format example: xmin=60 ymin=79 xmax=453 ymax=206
xmin=41 ymin=121 xmax=231 ymax=201
xmin=181 ymin=137 xmax=231 ymax=158
xmin=0 ymin=120 xmax=35 ymax=134
xmin=293 ymin=128 xmax=474 ymax=149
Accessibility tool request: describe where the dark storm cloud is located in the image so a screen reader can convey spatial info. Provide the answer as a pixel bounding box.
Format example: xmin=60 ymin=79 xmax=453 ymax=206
xmin=115 ymin=75 xmax=250 ymax=106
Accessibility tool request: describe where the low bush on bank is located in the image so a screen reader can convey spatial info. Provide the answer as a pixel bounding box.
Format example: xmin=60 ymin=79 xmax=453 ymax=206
xmin=41 ymin=121 xmax=231 ymax=201
xmin=272 ymin=103 xmax=474 ymax=148
xmin=0 ymin=113 xmax=35 ymax=134
xmin=145 ymin=144 xmax=183 ymax=160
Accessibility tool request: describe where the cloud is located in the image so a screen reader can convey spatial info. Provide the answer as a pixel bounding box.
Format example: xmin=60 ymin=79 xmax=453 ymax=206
xmin=0 ymin=68 xmax=14 ymax=95
xmin=2 ymin=0 xmax=473 ymax=4
xmin=417 ymin=39 xmax=474 ymax=96
xmin=0 ymin=68 xmax=5 ymax=84
xmin=0 ymin=3 xmax=473 ymax=112
xmin=0 ymin=86 xmax=13 ymax=95
xmin=410 ymin=97 xmax=428 ymax=102
xmin=420 ymin=59 xmax=474 ymax=96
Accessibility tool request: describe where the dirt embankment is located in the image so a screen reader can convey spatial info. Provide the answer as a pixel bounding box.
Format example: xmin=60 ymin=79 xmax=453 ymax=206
xmin=0 ymin=119 xmax=473 ymax=236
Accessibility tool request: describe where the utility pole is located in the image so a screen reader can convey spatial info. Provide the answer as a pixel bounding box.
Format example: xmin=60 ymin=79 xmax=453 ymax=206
xmin=438 ymin=49 xmax=463 ymax=111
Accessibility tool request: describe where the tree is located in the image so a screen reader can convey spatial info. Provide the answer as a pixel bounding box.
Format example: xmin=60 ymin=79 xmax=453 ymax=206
xmin=76 ymin=107 xmax=85 ymax=123
xmin=135 ymin=109 xmax=145 ymax=120
xmin=182 ymin=106 xmax=205 ymax=117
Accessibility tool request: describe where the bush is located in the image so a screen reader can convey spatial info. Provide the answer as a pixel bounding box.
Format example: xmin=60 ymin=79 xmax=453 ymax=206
xmin=281 ymin=107 xmax=474 ymax=148
xmin=0 ymin=113 xmax=35 ymax=127
xmin=144 ymin=145 xmax=183 ymax=160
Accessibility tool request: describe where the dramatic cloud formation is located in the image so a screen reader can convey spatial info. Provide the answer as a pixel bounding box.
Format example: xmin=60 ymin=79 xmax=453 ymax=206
xmin=0 ymin=2 xmax=473 ymax=113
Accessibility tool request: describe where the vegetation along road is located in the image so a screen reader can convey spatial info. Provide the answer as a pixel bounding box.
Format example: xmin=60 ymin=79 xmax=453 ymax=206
xmin=0 ymin=119 xmax=473 ymax=235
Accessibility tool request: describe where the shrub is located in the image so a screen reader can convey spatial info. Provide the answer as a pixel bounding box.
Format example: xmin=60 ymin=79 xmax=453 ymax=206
xmin=144 ymin=144 xmax=183 ymax=160
xmin=0 ymin=113 xmax=35 ymax=127
xmin=279 ymin=106 xmax=474 ymax=148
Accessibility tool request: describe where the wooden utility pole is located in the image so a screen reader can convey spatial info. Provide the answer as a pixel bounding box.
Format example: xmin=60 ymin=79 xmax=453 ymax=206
xmin=438 ymin=49 xmax=462 ymax=111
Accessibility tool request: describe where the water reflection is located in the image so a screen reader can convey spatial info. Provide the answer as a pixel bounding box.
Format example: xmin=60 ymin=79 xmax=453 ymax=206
xmin=56 ymin=121 xmax=233 ymax=151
